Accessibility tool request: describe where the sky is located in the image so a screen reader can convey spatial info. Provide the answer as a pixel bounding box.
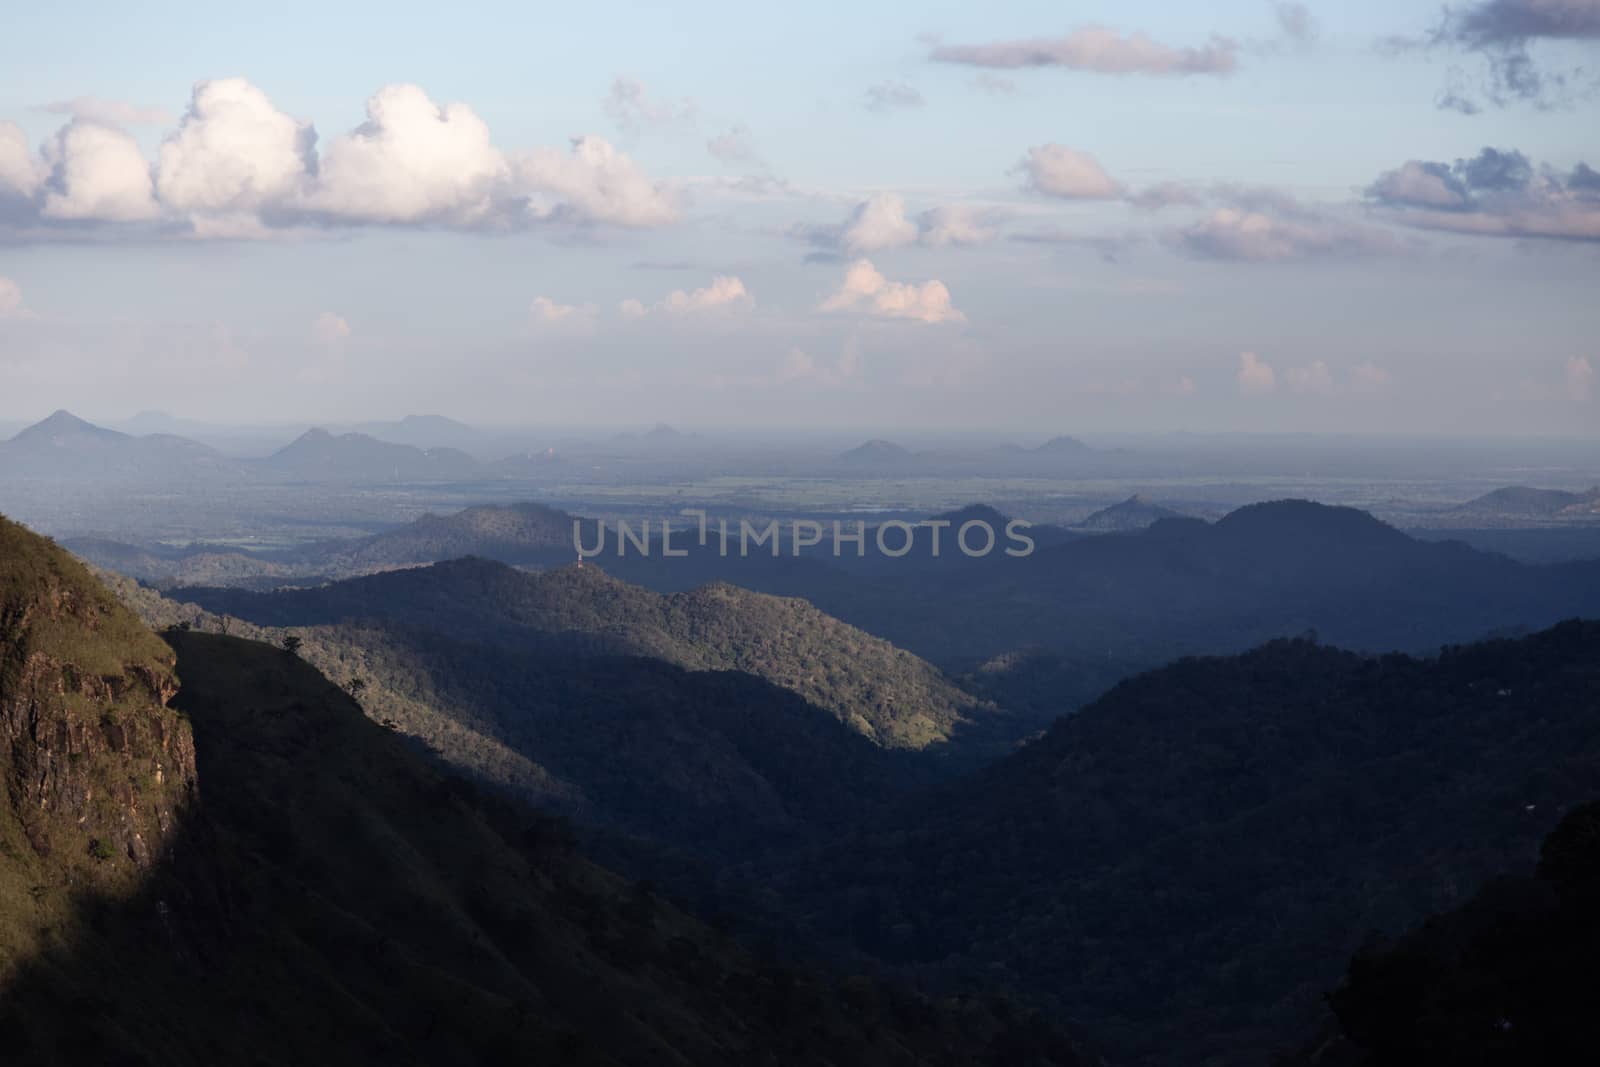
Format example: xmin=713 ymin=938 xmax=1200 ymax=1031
xmin=0 ymin=0 xmax=1596 ymax=435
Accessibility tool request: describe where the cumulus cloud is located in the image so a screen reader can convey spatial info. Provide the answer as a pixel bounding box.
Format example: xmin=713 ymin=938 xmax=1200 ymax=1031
xmin=530 ymin=296 xmax=598 ymax=327
xmin=864 ymin=82 xmax=925 ymax=112
xmin=306 ymin=84 xmax=508 ymax=225
xmin=841 ymin=193 xmax=919 ymax=252
xmin=43 ymin=96 xmax=172 ymax=127
xmin=1017 ymin=144 xmax=1124 ymax=199
xmin=1570 ymin=355 xmax=1595 ymax=401
xmin=517 ymin=135 xmax=679 ymax=227
xmin=156 ymin=78 xmax=315 ymax=229
xmin=40 ymin=121 xmax=160 ymax=222
xmin=0 ymin=122 xmax=41 ymax=201
xmin=795 ymin=195 xmax=997 ymax=257
xmin=820 ymin=259 xmax=965 ymax=324
xmin=604 ymin=77 xmax=696 ymax=134
xmin=1423 ymin=0 xmax=1600 ymax=109
xmin=1285 ymin=360 xmax=1334 ymax=394
xmin=931 ymin=27 xmax=1238 ymax=76
xmin=623 ymin=276 xmax=753 ymax=318
xmin=1 ymin=79 xmax=678 ymax=237
xmin=1173 ymin=187 xmax=1403 ymax=260
xmin=0 ymin=276 xmax=26 ymax=319
xmin=1366 ymin=146 xmax=1600 ymax=241
xmin=1237 ymin=351 xmax=1277 ymax=394
xmin=918 ymin=203 xmax=997 ymax=245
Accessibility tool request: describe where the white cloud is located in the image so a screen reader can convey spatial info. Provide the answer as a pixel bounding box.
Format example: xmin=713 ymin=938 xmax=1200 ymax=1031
xmin=799 ymin=196 xmax=997 ymax=256
xmin=918 ymin=203 xmax=995 ymax=246
xmin=1285 ymin=359 xmax=1334 ymax=394
xmin=1018 ymin=145 xmax=1123 ymax=199
xmin=156 ymin=78 xmax=314 ymax=225
xmin=43 ymin=96 xmax=172 ymax=127
xmin=624 ymin=275 xmax=753 ymax=318
xmin=820 ymin=259 xmax=965 ymax=324
xmin=1569 ymin=356 xmax=1595 ymax=402
xmin=1175 ymin=204 xmax=1400 ymax=261
xmin=4 ymin=80 xmax=680 ymax=237
xmin=0 ymin=276 xmax=26 ymax=319
xmin=842 ymin=193 xmax=919 ymax=252
xmin=1237 ymin=351 xmax=1276 ymax=395
xmin=517 ymin=135 xmax=678 ymax=227
xmin=0 ymin=121 xmax=41 ymax=199
xmin=40 ymin=120 xmax=160 ymax=222
xmin=530 ymin=296 xmax=598 ymax=327
xmin=307 ymin=84 xmax=509 ymax=225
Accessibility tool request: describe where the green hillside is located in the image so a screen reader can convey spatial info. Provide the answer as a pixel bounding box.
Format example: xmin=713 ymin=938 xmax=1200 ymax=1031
xmin=1 ymin=514 xmax=1084 ymax=1066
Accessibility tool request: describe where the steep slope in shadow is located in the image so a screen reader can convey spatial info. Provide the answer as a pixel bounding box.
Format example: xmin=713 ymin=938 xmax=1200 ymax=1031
xmin=0 ymin=628 xmax=1086 ymax=1067
xmin=767 ymin=621 xmax=1600 ymax=1066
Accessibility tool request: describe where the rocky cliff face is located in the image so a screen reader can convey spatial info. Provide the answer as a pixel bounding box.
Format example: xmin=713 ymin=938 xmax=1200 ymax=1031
xmin=1 ymin=515 xmax=195 ymax=906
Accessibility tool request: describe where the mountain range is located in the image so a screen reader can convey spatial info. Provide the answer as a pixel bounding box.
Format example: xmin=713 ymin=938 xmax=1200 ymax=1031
xmin=1 ymin=511 xmax=1083 ymax=1066
xmin=764 ymin=621 xmax=1600 ymax=1064
xmin=0 ymin=410 xmax=241 ymax=483
xmin=26 ymin=499 xmax=1600 ymax=1064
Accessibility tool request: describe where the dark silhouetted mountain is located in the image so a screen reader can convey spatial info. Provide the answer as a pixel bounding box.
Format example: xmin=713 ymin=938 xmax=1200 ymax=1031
xmin=1 ymin=515 xmax=1082 ymax=1066
xmin=1073 ymin=494 xmax=1184 ymax=532
xmin=260 ymin=427 xmax=482 ymax=482
xmin=174 ymin=558 xmax=993 ymax=752
xmin=0 ymin=410 xmax=238 ymax=482
xmin=839 ymin=439 xmax=915 ymax=464
xmin=773 ymin=621 xmax=1600 ymax=1066
xmin=1309 ymin=799 xmax=1600 ymax=1066
xmin=772 ymin=499 xmax=1600 ymax=667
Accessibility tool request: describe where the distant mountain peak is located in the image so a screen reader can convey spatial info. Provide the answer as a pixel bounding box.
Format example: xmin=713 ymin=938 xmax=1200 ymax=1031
xmin=398 ymin=413 xmax=471 ymax=429
xmin=1216 ymin=499 xmax=1407 ymax=543
xmin=1075 ymin=494 xmax=1183 ymax=532
xmin=1033 ymin=435 xmax=1091 ymax=455
xmin=839 ymin=438 xmax=913 ymax=463
xmin=11 ymin=409 xmax=128 ymax=444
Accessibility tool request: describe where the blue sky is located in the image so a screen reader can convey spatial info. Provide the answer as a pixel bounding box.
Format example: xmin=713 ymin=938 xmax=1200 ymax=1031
xmin=0 ymin=1 xmax=1596 ymax=434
